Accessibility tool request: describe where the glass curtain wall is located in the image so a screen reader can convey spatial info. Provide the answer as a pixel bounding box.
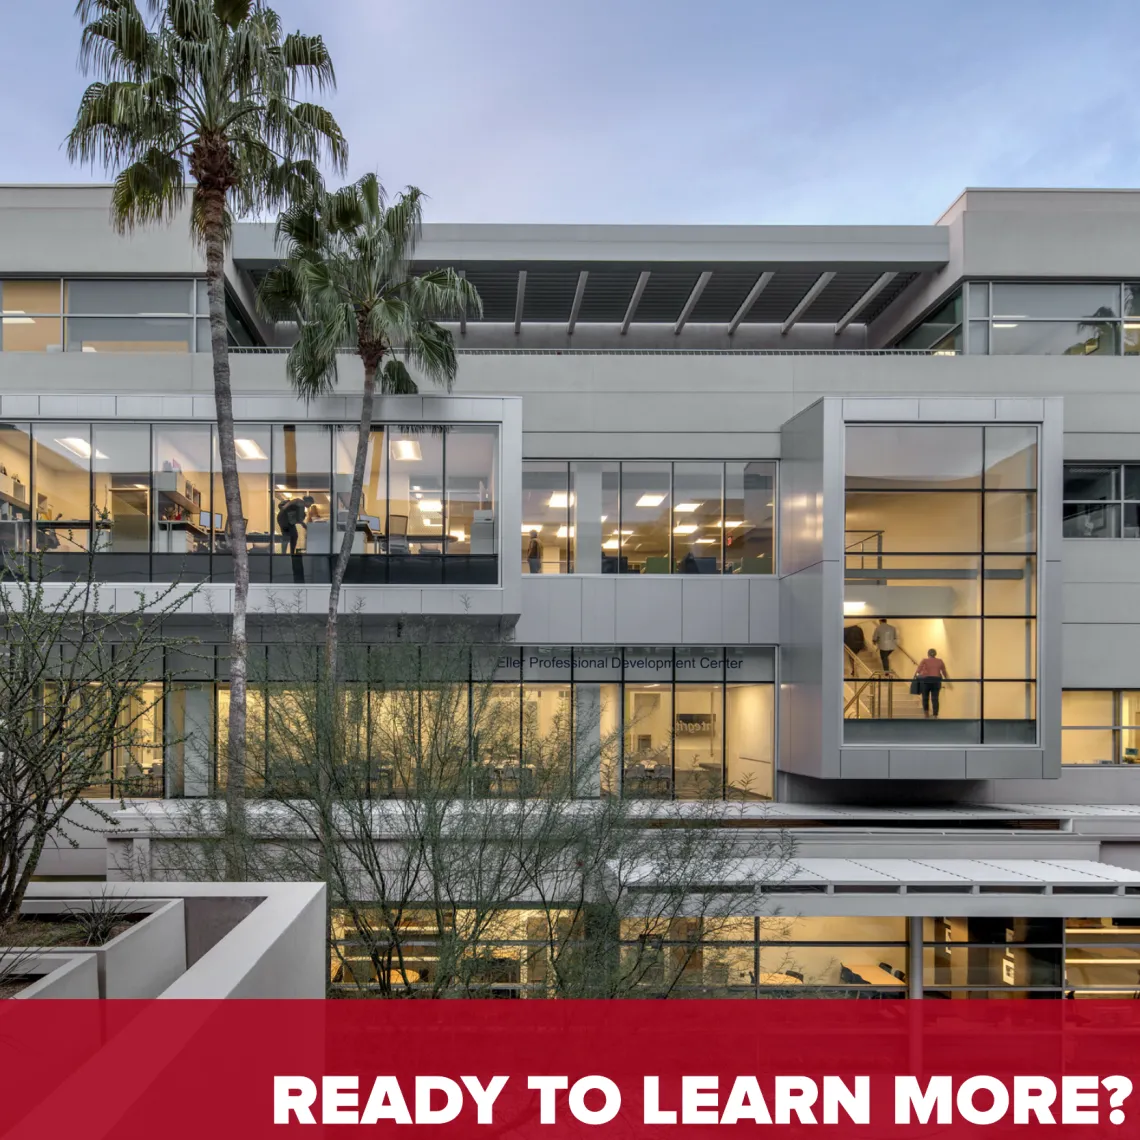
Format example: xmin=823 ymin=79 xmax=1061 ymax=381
xmin=11 ymin=421 xmax=498 ymax=584
xmin=1062 ymin=690 xmax=1140 ymax=764
xmin=522 ymin=460 xmax=776 ymax=574
xmin=844 ymin=424 xmax=1038 ymax=746
xmin=962 ymin=281 xmax=1140 ymax=356
xmin=79 ymin=644 xmax=774 ymax=802
xmin=325 ymin=910 xmax=1140 ymax=999
xmin=0 ymin=423 xmax=32 ymax=554
xmin=1063 ymin=463 xmax=1140 ymax=538
xmin=0 ymin=279 xmax=209 ymax=353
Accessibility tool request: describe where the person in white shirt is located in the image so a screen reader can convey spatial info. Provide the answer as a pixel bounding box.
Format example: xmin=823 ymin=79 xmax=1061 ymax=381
xmin=872 ymin=618 xmax=899 ymax=674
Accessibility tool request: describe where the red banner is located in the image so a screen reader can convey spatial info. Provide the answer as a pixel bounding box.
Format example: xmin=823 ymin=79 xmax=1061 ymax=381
xmin=2 ymin=1001 xmax=1140 ymax=1138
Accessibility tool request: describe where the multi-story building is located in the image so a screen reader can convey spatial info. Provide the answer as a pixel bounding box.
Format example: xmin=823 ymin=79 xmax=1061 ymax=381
xmin=10 ymin=184 xmax=1140 ymax=997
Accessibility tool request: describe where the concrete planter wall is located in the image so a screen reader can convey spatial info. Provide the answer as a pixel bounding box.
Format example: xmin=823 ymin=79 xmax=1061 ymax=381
xmin=21 ymin=882 xmax=326 ymax=999
xmin=19 ymin=899 xmax=187 ymax=999
xmin=7 ymin=953 xmax=100 ymax=1000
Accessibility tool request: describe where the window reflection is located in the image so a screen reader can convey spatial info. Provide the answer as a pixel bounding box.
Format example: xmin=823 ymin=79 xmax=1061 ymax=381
xmin=214 ymin=426 xmax=270 ymax=556
xmin=0 ymin=423 xmax=32 ymax=554
xmin=273 ymin=424 xmax=331 ymax=554
xmin=1 ymin=280 xmax=62 ymax=352
xmin=446 ymin=425 xmax=497 ymax=563
xmin=522 ymin=462 xmax=569 ymax=573
xmin=844 ymin=424 xmax=1038 ymax=745
xmin=93 ymin=425 xmax=150 ymax=559
xmin=33 ymin=424 xmax=91 ymax=552
xmin=334 ymin=425 xmax=386 ymax=554
xmin=388 ymin=430 xmax=444 ymax=556
xmin=154 ymin=424 xmax=212 ymax=561
xmin=621 ymin=463 xmax=671 ymax=573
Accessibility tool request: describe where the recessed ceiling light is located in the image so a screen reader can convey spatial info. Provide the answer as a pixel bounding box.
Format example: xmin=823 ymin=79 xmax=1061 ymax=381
xmin=694 ymin=538 xmax=717 ymax=545
xmin=600 ymin=515 xmax=608 ymax=523
xmin=54 ymin=437 xmax=107 ymax=461
xmin=418 ymin=499 xmax=443 ymax=513
xmin=993 ymin=322 xmax=1018 ymax=329
xmin=636 ymin=494 xmax=666 ymax=507
xmin=556 ymin=525 xmax=575 ymax=539
xmin=548 ymin=492 xmax=574 ymax=509
xmin=602 ymin=539 xmax=620 ymax=550
xmin=1 ymin=311 xmax=34 ymax=325
xmin=674 ymin=502 xmax=701 ymax=513
xmin=390 ymin=439 xmax=422 ymax=462
xmin=234 ymin=438 xmax=267 ymax=461
xmin=522 ymin=524 xmax=542 ymax=534
xmin=843 ymin=600 xmax=867 ymax=614
xmin=449 ymin=529 xmax=466 ymax=542
xmin=716 ymin=520 xmax=744 ymax=528
xmin=673 ymin=524 xmax=698 ymax=535
xmin=421 ymin=517 xmax=441 ymax=527
xmin=610 ymin=529 xmax=633 ymax=536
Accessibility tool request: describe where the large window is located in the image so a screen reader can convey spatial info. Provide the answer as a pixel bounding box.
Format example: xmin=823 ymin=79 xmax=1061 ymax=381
xmin=844 ymin=424 xmax=1038 ymax=746
xmin=0 ymin=279 xmax=210 ymax=353
xmin=0 ymin=423 xmax=32 ymax=554
xmin=522 ymin=460 xmax=776 ymax=575
xmin=1063 ymin=463 xmax=1140 ymax=537
xmin=1062 ymin=690 xmax=1140 ymax=764
xmin=328 ymin=910 xmax=1140 ymax=999
xmin=923 ymin=916 xmax=1063 ymax=998
xmin=961 ymin=281 xmax=1140 ymax=356
xmin=896 ymin=291 xmax=962 ymax=354
xmin=81 ymin=644 xmax=775 ymax=802
xmin=9 ymin=420 xmax=500 ymax=585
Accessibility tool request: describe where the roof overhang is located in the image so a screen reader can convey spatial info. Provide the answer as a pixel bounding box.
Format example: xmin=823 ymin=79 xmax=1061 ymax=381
xmin=620 ymin=857 xmax=1140 ymax=918
xmin=232 ymin=221 xmax=948 ymax=333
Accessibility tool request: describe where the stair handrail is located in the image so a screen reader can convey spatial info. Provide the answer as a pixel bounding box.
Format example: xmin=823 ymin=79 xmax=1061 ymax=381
xmin=843 ymin=671 xmax=893 ymax=718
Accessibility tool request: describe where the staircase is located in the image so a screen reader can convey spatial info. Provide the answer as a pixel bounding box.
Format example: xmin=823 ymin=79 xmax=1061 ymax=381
xmin=843 ymin=643 xmax=926 ymax=720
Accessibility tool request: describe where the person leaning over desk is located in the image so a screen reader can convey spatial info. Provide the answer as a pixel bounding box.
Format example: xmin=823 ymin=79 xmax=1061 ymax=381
xmin=277 ymin=496 xmax=314 ymax=554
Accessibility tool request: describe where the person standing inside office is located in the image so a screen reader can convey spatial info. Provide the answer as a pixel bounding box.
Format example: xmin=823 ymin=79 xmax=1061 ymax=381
xmin=872 ymin=618 xmax=899 ymax=674
xmin=277 ymin=495 xmax=314 ymax=554
xmin=915 ymin=649 xmax=949 ymax=718
xmin=526 ymin=529 xmax=543 ymax=573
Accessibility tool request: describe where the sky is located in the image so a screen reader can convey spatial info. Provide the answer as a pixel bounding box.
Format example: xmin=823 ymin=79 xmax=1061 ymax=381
xmin=2 ymin=0 xmax=1138 ymax=225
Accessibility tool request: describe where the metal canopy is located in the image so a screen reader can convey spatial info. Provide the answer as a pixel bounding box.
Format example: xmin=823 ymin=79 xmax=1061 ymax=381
xmin=233 ymin=221 xmax=947 ymax=333
xmin=409 ymin=259 xmax=921 ymax=328
xmin=625 ymin=856 xmax=1140 ymax=895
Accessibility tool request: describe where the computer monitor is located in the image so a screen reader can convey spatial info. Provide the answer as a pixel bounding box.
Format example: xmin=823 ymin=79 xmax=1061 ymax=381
xmin=199 ymin=512 xmax=222 ymax=529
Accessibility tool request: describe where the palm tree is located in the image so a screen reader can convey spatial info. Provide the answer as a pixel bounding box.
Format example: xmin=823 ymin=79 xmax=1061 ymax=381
xmin=67 ymin=0 xmax=347 ymax=843
xmin=258 ymin=174 xmax=481 ymax=681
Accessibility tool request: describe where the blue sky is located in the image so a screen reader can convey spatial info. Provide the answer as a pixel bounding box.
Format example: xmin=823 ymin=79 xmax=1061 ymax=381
xmin=3 ymin=0 xmax=1138 ymax=223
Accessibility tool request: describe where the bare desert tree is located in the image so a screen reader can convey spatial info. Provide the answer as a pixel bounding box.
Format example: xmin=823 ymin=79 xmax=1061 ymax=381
xmin=0 ymin=553 xmax=196 ymax=926
xmin=134 ymin=602 xmax=793 ymax=998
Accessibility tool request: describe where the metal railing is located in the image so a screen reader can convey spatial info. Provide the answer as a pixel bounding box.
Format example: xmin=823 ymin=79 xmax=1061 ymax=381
xmin=226 ymin=346 xmax=940 ymax=358
xmin=844 ymin=672 xmax=895 ymax=719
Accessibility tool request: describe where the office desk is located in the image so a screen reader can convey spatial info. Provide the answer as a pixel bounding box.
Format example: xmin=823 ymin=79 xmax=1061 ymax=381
xmin=842 ymin=960 xmax=904 ymax=986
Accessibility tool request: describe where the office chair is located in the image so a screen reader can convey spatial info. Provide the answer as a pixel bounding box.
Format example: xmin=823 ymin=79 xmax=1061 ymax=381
xmin=787 ymin=970 xmax=804 ymax=982
xmin=387 ymin=513 xmax=409 ymax=554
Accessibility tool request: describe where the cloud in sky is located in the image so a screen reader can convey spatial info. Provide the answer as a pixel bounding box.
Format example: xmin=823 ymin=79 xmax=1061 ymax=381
xmin=3 ymin=0 xmax=1137 ymax=224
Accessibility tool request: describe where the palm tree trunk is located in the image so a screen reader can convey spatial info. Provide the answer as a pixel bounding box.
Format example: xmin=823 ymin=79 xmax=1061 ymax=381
xmin=326 ymin=361 xmax=376 ymax=682
xmin=203 ymin=198 xmax=249 ymax=879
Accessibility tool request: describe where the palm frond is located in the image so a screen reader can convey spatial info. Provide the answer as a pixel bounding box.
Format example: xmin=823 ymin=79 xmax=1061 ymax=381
xmin=213 ymin=0 xmax=251 ymax=28
xmin=109 ymin=150 xmax=186 ymax=232
xmin=70 ymin=0 xmax=347 ymax=240
xmin=380 ymin=358 xmax=419 ymax=396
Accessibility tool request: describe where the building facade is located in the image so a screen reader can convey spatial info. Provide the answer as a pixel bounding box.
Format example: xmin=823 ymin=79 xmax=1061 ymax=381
xmin=10 ymin=184 xmax=1140 ymax=997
